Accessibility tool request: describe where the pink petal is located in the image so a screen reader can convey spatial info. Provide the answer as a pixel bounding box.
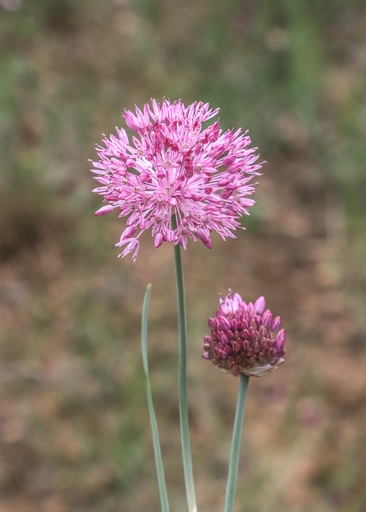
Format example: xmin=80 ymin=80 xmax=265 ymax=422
xmin=95 ymin=205 xmax=114 ymax=216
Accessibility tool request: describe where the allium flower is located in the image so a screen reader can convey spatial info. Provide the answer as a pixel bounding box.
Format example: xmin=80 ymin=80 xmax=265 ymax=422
xmin=203 ymin=290 xmax=286 ymax=377
xmin=90 ymin=99 xmax=263 ymax=260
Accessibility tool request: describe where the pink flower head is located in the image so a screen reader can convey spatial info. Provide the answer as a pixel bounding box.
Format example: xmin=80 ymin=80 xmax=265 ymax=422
xmin=203 ymin=290 xmax=286 ymax=377
xmin=90 ymin=99 xmax=263 ymax=261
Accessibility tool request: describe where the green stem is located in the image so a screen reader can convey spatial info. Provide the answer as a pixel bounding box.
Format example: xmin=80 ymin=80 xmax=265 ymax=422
xmin=141 ymin=284 xmax=170 ymax=512
xmin=224 ymin=373 xmax=250 ymax=512
xmin=172 ymin=218 xmax=197 ymax=512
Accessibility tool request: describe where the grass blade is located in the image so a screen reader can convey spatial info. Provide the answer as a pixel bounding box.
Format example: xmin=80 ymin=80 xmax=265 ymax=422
xmin=141 ymin=284 xmax=170 ymax=512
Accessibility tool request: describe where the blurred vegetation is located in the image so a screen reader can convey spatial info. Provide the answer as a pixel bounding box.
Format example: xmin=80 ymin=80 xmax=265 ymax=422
xmin=1 ymin=1 xmax=366 ymax=511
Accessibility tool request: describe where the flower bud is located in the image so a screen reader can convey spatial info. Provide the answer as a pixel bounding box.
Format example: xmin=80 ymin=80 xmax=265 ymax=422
xmin=203 ymin=290 xmax=286 ymax=377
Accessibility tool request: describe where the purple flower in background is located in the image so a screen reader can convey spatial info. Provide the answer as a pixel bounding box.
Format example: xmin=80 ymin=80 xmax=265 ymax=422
xmin=90 ymin=99 xmax=263 ymax=261
xmin=203 ymin=290 xmax=286 ymax=377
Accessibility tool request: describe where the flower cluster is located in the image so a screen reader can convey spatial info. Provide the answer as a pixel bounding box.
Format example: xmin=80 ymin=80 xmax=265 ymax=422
xmin=203 ymin=291 xmax=286 ymax=377
xmin=90 ymin=99 xmax=263 ymax=260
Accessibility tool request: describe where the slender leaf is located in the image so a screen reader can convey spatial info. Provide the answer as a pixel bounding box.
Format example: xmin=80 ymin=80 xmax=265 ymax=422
xmin=141 ymin=284 xmax=170 ymax=512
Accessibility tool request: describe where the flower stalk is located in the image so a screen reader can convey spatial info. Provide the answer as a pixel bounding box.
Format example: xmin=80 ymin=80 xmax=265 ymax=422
xmin=224 ymin=373 xmax=249 ymax=512
xmin=173 ymin=217 xmax=197 ymax=512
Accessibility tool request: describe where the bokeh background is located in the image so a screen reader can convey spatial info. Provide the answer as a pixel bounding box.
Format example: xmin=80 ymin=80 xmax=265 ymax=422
xmin=1 ymin=1 xmax=366 ymax=511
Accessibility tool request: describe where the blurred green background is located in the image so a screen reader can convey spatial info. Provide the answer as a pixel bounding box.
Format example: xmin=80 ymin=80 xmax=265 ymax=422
xmin=1 ymin=1 xmax=366 ymax=511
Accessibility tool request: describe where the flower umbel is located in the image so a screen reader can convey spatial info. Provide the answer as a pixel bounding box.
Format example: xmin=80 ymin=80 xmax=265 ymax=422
xmin=90 ymin=99 xmax=263 ymax=260
xmin=203 ymin=290 xmax=286 ymax=377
